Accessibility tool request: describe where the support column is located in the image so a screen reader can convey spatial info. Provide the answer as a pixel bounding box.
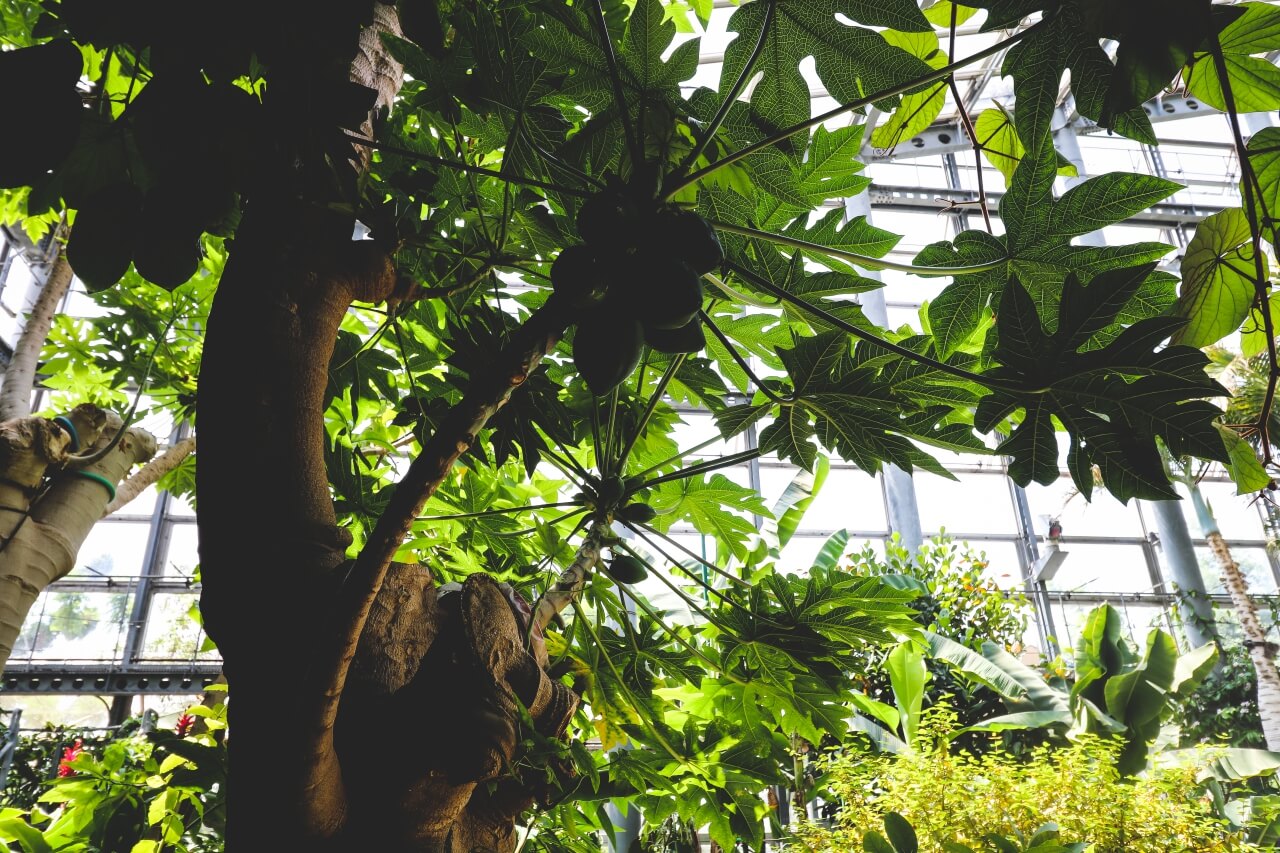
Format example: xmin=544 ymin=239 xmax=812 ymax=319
xmin=1148 ymin=499 xmax=1218 ymax=649
xmin=1056 ymin=114 xmax=1212 ymax=650
xmin=1009 ymin=477 xmax=1059 ymax=658
xmin=843 ymin=194 xmax=924 ymax=555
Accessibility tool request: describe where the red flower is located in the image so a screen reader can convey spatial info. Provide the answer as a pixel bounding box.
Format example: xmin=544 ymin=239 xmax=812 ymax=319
xmin=57 ymin=739 xmax=83 ymax=777
xmin=175 ymin=714 xmax=196 ymax=738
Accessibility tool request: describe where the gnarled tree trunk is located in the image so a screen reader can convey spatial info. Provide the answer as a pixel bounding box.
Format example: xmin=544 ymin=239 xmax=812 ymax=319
xmin=195 ymin=5 xmax=590 ymax=847
xmin=0 ymin=406 xmax=157 ymax=666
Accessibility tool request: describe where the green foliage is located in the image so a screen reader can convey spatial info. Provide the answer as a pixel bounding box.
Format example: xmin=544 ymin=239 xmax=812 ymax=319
xmin=1172 ymin=642 xmax=1267 ymax=750
xmin=839 ymin=537 xmax=1039 ymax=750
xmin=8 ymin=0 xmax=1280 ymax=844
xmin=0 ymin=720 xmax=136 ymax=813
xmin=0 ymin=703 xmax=227 ymax=853
xmin=789 ymin=709 xmax=1256 ymax=853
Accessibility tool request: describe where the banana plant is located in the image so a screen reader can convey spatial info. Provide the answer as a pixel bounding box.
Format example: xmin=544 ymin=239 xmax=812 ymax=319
xmin=847 ymin=603 xmax=1237 ymax=769
xmin=846 ymin=634 xmax=1071 ymax=755
xmin=916 ymin=602 xmax=1280 ymax=780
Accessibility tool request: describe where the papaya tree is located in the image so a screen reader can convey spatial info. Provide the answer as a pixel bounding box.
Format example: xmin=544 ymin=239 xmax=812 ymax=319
xmin=1 ymin=0 xmax=1277 ymax=850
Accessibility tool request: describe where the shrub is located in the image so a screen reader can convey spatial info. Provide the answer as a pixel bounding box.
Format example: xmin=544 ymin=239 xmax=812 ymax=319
xmin=787 ymin=708 xmax=1255 ymax=853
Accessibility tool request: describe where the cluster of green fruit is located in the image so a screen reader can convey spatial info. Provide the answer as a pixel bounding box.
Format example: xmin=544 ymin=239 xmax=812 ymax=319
xmin=552 ymin=187 xmax=723 ymax=396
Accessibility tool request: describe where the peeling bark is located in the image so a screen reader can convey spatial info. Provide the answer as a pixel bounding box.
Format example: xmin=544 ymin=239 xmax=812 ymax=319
xmin=534 ymin=522 xmax=606 ymax=634
xmin=1190 ymin=486 xmax=1280 ymax=751
xmin=1206 ymin=530 xmax=1280 ymax=750
xmin=103 ymin=435 xmax=195 ymax=517
xmin=0 ymin=253 xmax=74 ymax=421
xmin=0 ymin=409 xmax=156 ymax=668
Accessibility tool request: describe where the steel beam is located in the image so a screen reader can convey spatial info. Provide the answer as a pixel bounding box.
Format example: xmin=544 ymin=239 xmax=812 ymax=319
xmin=2 ymin=666 xmax=222 ymax=695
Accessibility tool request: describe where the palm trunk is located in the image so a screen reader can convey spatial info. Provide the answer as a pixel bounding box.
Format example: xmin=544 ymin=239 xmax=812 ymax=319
xmin=1189 ymin=485 xmax=1280 ymax=750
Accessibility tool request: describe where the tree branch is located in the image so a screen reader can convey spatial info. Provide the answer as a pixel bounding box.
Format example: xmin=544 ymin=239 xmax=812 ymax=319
xmin=102 ymin=435 xmax=195 ymax=517
xmin=1211 ymin=40 xmax=1279 ymax=466
xmin=532 ymin=520 xmax=607 ymax=634
xmin=315 ymin=296 xmax=573 ymax=734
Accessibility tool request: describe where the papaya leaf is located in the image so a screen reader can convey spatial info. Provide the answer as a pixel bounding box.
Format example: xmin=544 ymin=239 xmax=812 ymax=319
xmin=719 ymin=0 xmax=932 ymax=135
xmin=979 ymin=265 xmax=1229 ymax=502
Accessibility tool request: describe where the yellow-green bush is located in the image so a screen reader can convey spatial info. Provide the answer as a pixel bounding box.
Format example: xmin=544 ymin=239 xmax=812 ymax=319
xmin=788 ymin=710 xmax=1255 ymax=852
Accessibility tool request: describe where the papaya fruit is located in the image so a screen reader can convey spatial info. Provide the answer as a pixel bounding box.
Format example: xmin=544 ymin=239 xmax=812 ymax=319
xmin=572 ymin=302 xmax=644 ymax=396
xmin=618 ymin=502 xmax=657 ymax=523
xmin=621 ymin=257 xmax=703 ymax=330
xmin=605 ymin=554 xmax=649 ymax=584
xmin=597 ymin=475 xmax=625 ymax=508
xmin=575 ymin=191 xmax=638 ymax=252
xmin=551 ymin=245 xmax=608 ymax=309
xmin=0 ymin=42 xmax=84 ymax=188
xmin=66 ymin=183 xmax=143 ymax=292
xmin=644 ymin=318 xmax=705 ymax=355
xmin=133 ymin=183 xmax=203 ymax=289
xmin=652 ymin=208 xmax=723 ymax=274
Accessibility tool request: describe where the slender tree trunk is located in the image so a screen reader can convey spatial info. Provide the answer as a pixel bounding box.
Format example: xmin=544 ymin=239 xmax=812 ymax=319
xmin=0 ymin=253 xmax=73 ymax=421
xmin=1189 ymin=485 xmax=1280 ymax=750
xmin=103 ymin=435 xmax=195 ymax=516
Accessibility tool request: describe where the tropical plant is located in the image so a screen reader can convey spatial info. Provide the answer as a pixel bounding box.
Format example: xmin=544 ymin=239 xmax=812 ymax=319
xmin=0 ymin=718 xmax=140 ymax=813
xmin=1173 ymin=642 xmax=1267 ymax=749
xmin=0 ymin=701 xmax=227 ymax=853
xmin=789 ymin=710 xmax=1260 ymax=853
xmin=843 ymin=536 xmax=1036 ymax=744
xmin=850 ymin=602 xmax=1250 ymax=779
xmin=0 ymin=0 xmax=1278 ymax=848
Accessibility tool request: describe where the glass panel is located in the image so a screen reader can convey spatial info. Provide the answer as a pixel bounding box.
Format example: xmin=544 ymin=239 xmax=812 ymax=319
xmin=1024 ymin=477 xmax=1145 ymax=538
xmin=11 ymin=591 xmax=134 ymax=663
xmin=1044 ymin=543 xmax=1156 ymax=594
xmin=1 ymin=253 xmax=34 ymax=316
xmin=777 ymin=533 xmax=885 ymax=574
xmin=164 ymin=522 xmax=199 ymax=579
xmin=7 ymin=695 xmax=113 ymax=729
xmin=71 ymin=521 xmax=151 ymax=578
xmin=967 ymin=540 xmax=1025 ymax=590
xmin=794 ymin=466 xmax=887 ymax=533
xmin=916 ymin=473 xmax=1018 ymax=535
xmin=1191 ymin=480 xmax=1269 ymax=542
xmin=139 ymin=593 xmax=217 ymax=662
xmin=1197 ymin=546 xmax=1278 ymax=595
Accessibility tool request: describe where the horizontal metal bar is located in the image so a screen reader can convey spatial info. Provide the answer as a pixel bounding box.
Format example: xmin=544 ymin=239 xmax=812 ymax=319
xmin=2 ymin=665 xmax=222 ymax=695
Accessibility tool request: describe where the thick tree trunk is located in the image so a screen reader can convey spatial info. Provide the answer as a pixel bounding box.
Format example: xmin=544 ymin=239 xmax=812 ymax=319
xmin=0 ymin=253 xmax=74 ymax=421
xmin=196 ymin=6 xmax=589 ymax=848
xmin=197 ymin=205 xmax=580 ymax=848
xmin=0 ymin=407 xmax=156 ymax=668
xmin=1190 ymin=486 xmax=1280 ymax=750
